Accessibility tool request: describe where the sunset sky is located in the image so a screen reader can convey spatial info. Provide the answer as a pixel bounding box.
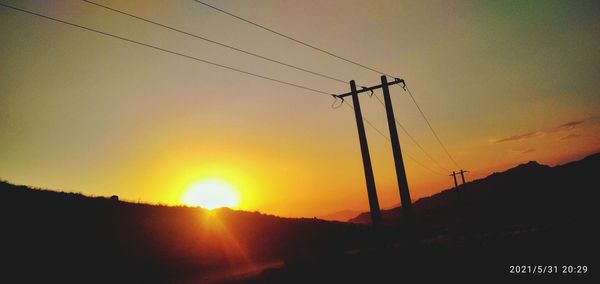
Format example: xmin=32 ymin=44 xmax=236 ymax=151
xmin=1 ymin=0 xmax=599 ymax=217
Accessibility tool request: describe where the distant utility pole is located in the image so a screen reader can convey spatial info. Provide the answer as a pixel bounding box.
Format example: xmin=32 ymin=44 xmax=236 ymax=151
xmin=459 ymin=169 xmax=469 ymax=185
xmin=451 ymin=169 xmax=469 ymax=199
xmin=459 ymin=169 xmax=469 ymax=200
xmin=451 ymin=171 xmax=459 ymax=188
xmin=450 ymin=171 xmax=460 ymax=199
xmin=336 ymin=77 xmax=412 ymax=227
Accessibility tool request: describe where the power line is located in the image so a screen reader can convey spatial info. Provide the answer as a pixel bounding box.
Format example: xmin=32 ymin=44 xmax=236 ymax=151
xmin=191 ymin=0 xmax=462 ymax=169
xmin=191 ymin=0 xmax=391 ymax=77
xmin=343 ymin=101 xmax=447 ymax=176
xmin=343 ymin=101 xmax=389 ymax=140
xmin=404 ymin=86 xmax=461 ymax=168
xmin=0 ymin=2 xmax=333 ymax=97
xmin=82 ymin=0 xmax=348 ymax=85
xmin=84 ymin=0 xmax=439 ymax=163
xmin=4 ymin=1 xmax=464 ymax=175
xmin=370 ymin=92 xmax=450 ymax=173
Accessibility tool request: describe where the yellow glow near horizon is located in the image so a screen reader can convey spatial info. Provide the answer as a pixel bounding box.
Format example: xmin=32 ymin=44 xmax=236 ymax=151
xmin=181 ymin=179 xmax=240 ymax=209
xmin=1 ymin=1 xmax=599 ymax=218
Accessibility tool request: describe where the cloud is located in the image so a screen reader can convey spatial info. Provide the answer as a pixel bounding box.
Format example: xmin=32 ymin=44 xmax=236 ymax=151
xmin=560 ymin=133 xmax=580 ymax=140
xmin=511 ymin=148 xmax=536 ymax=154
xmin=558 ymin=120 xmax=584 ymax=129
xmin=546 ymin=120 xmax=585 ymax=132
xmin=494 ymin=131 xmax=543 ymax=144
xmin=493 ymin=118 xmax=588 ymax=144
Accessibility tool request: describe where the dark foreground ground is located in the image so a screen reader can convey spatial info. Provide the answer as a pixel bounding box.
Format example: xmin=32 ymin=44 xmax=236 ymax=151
xmin=1 ymin=153 xmax=597 ymax=283
xmin=237 ymin=226 xmax=594 ymax=283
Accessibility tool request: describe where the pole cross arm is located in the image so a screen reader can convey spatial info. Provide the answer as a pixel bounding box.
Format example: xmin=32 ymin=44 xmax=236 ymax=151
xmin=335 ymin=78 xmax=404 ymax=98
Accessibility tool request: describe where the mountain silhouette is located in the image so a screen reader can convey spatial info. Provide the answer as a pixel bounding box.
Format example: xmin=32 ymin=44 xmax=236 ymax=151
xmin=349 ymin=153 xmax=597 ymax=230
xmin=0 ymin=152 xmax=596 ymax=283
xmin=318 ymin=209 xmax=363 ymax=222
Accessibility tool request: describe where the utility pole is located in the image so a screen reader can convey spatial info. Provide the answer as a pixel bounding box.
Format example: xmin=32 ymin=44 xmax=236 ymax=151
xmin=349 ymin=80 xmax=381 ymax=227
xmin=450 ymin=171 xmax=459 ymax=198
xmin=459 ymin=169 xmax=468 ymax=185
xmin=459 ymin=169 xmax=469 ymax=201
xmin=380 ymin=75 xmax=413 ymax=224
xmin=456 ymin=169 xmax=472 ymax=236
xmin=336 ymin=78 xmax=405 ymax=227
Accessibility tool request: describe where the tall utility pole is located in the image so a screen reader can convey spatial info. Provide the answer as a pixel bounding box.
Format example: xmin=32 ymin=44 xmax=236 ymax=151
xmin=380 ymin=76 xmax=413 ymax=224
xmin=336 ymin=77 xmax=408 ymax=227
xmin=349 ymin=80 xmax=381 ymax=227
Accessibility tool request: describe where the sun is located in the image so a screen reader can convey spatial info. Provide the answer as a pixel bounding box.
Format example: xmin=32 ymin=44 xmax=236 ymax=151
xmin=182 ymin=179 xmax=240 ymax=209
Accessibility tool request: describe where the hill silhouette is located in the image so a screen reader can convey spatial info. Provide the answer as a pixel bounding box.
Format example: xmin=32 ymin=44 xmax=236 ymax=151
xmin=318 ymin=209 xmax=363 ymax=222
xmin=1 ymin=153 xmax=596 ymax=283
xmin=253 ymin=153 xmax=596 ymax=282
xmin=0 ymin=182 xmax=369 ymax=283
xmin=349 ymin=153 xmax=598 ymax=231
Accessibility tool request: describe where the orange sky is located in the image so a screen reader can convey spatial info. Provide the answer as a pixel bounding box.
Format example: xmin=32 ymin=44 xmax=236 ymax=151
xmin=1 ymin=0 xmax=599 ymax=217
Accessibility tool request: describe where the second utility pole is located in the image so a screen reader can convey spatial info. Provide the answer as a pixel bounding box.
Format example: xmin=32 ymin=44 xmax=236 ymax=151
xmin=459 ymin=169 xmax=468 ymax=185
xmin=380 ymin=76 xmax=414 ymax=224
xmin=451 ymin=171 xmax=460 ymax=199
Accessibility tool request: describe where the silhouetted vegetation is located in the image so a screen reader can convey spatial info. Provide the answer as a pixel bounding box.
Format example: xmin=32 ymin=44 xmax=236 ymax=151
xmin=244 ymin=153 xmax=597 ymax=283
xmin=0 ymin=182 xmax=370 ymax=283
xmin=350 ymin=153 xmax=597 ymax=234
xmin=270 ymin=153 xmax=597 ymax=283
xmin=1 ymin=153 xmax=597 ymax=283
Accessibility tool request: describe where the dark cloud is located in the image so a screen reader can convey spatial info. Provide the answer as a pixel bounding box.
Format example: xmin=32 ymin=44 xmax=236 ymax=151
xmin=510 ymin=148 xmax=536 ymax=154
xmin=494 ymin=131 xmax=542 ymax=144
xmin=559 ymin=120 xmax=585 ymax=128
xmin=546 ymin=120 xmax=585 ymax=132
xmin=494 ymin=118 xmax=587 ymax=144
